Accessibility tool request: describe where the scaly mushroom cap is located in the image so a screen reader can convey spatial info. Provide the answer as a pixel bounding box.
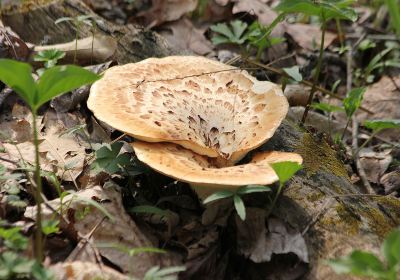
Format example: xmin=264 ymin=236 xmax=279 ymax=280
xmin=88 ymin=56 xmax=288 ymax=163
xmin=132 ymin=141 xmax=302 ymax=198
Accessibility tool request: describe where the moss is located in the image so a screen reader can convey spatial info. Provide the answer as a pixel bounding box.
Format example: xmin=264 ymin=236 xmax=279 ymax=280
xmin=306 ymin=191 xmax=324 ymax=203
xmin=296 ymin=133 xmax=349 ymax=178
xmin=334 ymin=204 xmax=361 ymax=236
xmin=374 ymin=196 xmax=400 ymax=221
xmin=363 ymin=206 xmax=395 ymax=239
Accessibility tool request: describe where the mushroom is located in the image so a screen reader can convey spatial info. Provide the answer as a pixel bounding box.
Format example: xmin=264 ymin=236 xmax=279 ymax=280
xmin=132 ymin=141 xmax=302 ymax=198
xmin=87 ymin=55 xmax=302 ymax=198
xmin=88 ymin=56 xmax=289 ymax=164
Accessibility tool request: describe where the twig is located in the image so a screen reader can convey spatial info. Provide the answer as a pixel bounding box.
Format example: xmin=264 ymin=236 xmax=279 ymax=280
xmin=346 ymin=43 xmax=375 ymax=194
xmin=0 ymin=156 xmax=18 ymax=165
xmin=245 ymin=59 xmax=374 ymax=114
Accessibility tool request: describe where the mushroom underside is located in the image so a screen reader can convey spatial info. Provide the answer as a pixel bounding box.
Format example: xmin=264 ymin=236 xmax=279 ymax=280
xmin=132 ymin=141 xmax=303 ymax=198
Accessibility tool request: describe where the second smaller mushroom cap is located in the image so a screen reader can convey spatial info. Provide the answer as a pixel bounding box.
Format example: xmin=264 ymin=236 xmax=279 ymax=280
xmin=132 ymin=141 xmax=302 ymax=198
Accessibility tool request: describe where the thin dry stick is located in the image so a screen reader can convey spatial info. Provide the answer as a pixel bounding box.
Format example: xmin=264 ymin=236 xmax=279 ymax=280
xmin=346 ymin=43 xmax=375 ymax=194
xmin=245 ymin=58 xmax=374 ymax=114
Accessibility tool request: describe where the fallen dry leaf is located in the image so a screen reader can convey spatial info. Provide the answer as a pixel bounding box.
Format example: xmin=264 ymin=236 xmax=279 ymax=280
xmin=356 ymin=75 xmax=400 ymax=142
xmin=286 ymin=23 xmax=337 ymax=50
xmin=237 ymin=216 xmax=308 ymax=263
xmin=25 ymin=185 xmax=178 ymax=278
xmin=380 ymin=169 xmax=400 ymax=194
xmin=159 ymin=18 xmax=214 ymax=55
xmin=50 ymin=261 xmax=131 ymax=280
xmin=137 ymin=0 xmax=198 ymax=28
xmin=359 ymin=149 xmax=392 ymax=184
xmin=232 ymin=0 xmax=277 ymax=26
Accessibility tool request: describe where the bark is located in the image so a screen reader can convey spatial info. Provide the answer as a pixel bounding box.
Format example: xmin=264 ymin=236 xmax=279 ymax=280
xmin=2 ymin=1 xmax=400 ymax=279
xmin=1 ymin=0 xmax=175 ymax=63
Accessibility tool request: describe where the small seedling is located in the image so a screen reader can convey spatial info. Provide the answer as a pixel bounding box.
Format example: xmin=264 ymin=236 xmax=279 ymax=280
xmin=357 ymin=119 xmax=400 ymax=151
xmin=55 ymin=15 xmax=96 ymax=64
xmin=0 ymin=226 xmax=28 ymax=251
xmin=267 ymin=161 xmax=303 ymax=216
xmin=33 ymin=49 xmax=66 ymax=69
xmin=91 ymin=142 xmax=131 ymax=175
xmin=275 ymin=0 xmax=357 ymax=124
xmin=0 ymin=58 xmax=100 ymax=262
xmin=203 ymin=185 xmax=271 ymax=220
xmin=329 ymin=228 xmax=400 ymax=280
xmin=341 ymin=87 xmax=366 ymax=139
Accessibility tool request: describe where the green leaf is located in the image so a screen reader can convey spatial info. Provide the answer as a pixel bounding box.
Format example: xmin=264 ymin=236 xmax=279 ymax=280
xmin=95 ymin=243 xmax=166 ymax=256
xmin=283 ymin=66 xmax=303 ymax=82
xmin=271 ymin=161 xmax=303 ymax=185
xmin=233 ymin=195 xmax=246 ymax=220
xmin=41 ymin=220 xmax=60 ymax=235
xmin=144 ymin=266 xmax=186 ymax=280
xmin=210 ymin=20 xmax=248 ymax=45
xmin=92 ymin=142 xmax=131 ymax=174
xmin=31 ymin=262 xmax=55 ymax=280
xmin=0 ymin=59 xmax=37 ymax=107
xmin=0 ymin=226 xmax=28 ymax=251
xmin=36 ymin=65 xmax=100 ymax=109
xmin=382 ymin=228 xmax=400 ymax=269
xmin=230 ymin=20 xmax=248 ymax=40
xmin=210 ymin=23 xmax=234 ymax=40
xmin=129 ymin=205 xmax=168 ymax=216
xmin=236 ymin=185 xmax=271 ymax=195
xmin=54 ymin=17 xmax=73 ymax=24
xmin=203 ymin=190 xmax=234 ymax=204
xmin=328 ymin=250 xmax=387 ymax=278
xmin=275 ymin=0 xmax=358 ymax=21
xmin=364 ymin=119 xmax=400 ymax=132
xmin=343 ymin=87 xmax=366 ymax=118
xmin=311 ymin=102 xmax=344 ymax=113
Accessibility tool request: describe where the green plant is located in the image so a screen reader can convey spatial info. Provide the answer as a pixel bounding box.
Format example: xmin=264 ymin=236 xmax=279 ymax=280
xmin=0 ymin=59 xmax=100 ymax=262
xmin=210 ymin=19 xmax=285 ymax=60
xmin=385 ymin=0 xmax=400 ymax=37
xmin=95 ymin=243 xmax=165 ymax=257
xmin=354 ymin=42 xmax=400 ymax=84
xmin=358 ymin=119 xmax=400 ymax=151
xmin=267 ymin=161 xmax=303 ymax=216
xmin=91 ymin=142 xmax=132 ymax=175
xmin=55 ymin=15 xmax=96 ymax=64
xmin=33 ymin=49 xmax=66 ymax=69
xmin=341 ymin=87 xmax=366 ymax=139
xmin=144 ymin=265 xmax=186 ymax=280
xmin=329 ymin=228 xmax=400 ymax=280
xmin=275 ymin=0 xmax=357 ymax=124
xmin=203 ymin=185 xmax=271 ymax=220
xmin=0 ymin=226 xmax=28 ymax=251
xmin=0 ymin=164 xmax=27 ymax=208
xmin=0 ymin=251 xmax=54 ymax=280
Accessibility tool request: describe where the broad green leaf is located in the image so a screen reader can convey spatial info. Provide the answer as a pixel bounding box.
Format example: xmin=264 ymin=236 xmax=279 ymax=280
xmin=236 ymin=185 xmax=271 ymax=195
xmin=36 ymin=65 xmax=100 ymax=109
xmin=0 ymin=59 xmax=37 ymax=107
xmin=203 ymin=190 xmax=234 ymax=204
xmin=283 ymin=66 xmax=303 ymax=82
xmin=31 ymin=262 xmax=55 ymax=280
xmin=129 ymin=205 xmax=168 ymax=216
xmin=311 ymin=102 xmax=344 ymax=113
xmin=382 ymin=228 xmax=400 ymax=269
xmin=234 ymin=195 xmax=246 ymax=220
xmin=230 ymin=20 xmax=248 ymax=39
xmin=210 ymin=23 xmax=234 ymax=40
xmin=0 ymin=227 xmax=28 ymax=250
xmin=364 ymin=119 xmax=400 ymax=132
xmin=92 ymin=142 xmax=131 ymax=174
xmin=271 ymin=161 xmax=302 ymax=185
xmin=41 ymin=220 xmax=60 ymax=235
xmin=343 ymin=87 xmax=366 ymax=118
xmin=328 ymin=250 xmax=387 ymax=278
xmin=34 ymin=49 xmax=65 ymax=62
xmin=275 ymin=0 xmax=357 ymax=21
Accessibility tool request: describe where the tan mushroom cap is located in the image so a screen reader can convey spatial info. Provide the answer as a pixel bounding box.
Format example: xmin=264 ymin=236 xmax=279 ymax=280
xmin=132 ymin=141 xmax=302 ymax=198
xmin=88 ymin=56 xmax=288 ymax=163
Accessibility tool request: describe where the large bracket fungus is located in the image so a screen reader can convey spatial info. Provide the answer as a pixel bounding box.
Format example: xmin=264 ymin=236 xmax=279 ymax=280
xmin=88 ymin=56 xmax=302 ymax=197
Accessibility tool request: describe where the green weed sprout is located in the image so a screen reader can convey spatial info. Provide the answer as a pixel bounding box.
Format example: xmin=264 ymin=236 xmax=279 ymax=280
xmin=0 ymin=59 xmax=100 ymax=262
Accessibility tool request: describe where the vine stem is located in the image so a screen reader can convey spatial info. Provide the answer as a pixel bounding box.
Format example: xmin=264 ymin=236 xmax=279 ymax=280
xmin=32 ymin=110 xmax=43 ymax=262
xmin=301 ymin=15 xmax=327 ymax=124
